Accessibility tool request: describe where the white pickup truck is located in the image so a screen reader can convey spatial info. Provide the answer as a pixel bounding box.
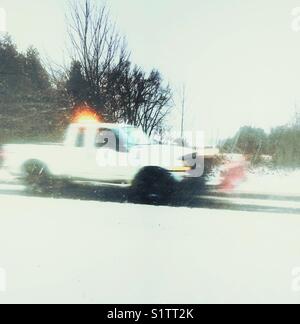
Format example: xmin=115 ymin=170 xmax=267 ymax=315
xmin=1 ymin=122 xmax=217 ymax=204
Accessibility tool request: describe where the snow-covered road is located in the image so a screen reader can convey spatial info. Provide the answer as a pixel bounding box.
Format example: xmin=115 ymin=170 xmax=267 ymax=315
xmin=1 ymin=167 xmax=300 ymax=304
xmin=0 ymin=192 xmax=300 ymax=304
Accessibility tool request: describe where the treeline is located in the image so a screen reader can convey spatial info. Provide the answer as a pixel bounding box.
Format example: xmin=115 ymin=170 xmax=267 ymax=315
xmin=0 ymin=35 xmax=70 ymax=143
xmin=0 ymin=1 xmax=172 ymax=143
xmin=221 ymin=118 xmax=300 ymax=167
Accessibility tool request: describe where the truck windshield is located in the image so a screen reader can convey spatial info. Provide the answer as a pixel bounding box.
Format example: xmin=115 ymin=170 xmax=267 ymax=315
xmin=121 ymin=127 xmax=151 ymax=147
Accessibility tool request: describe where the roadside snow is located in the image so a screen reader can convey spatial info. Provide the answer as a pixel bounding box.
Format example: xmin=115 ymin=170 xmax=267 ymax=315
xmin=0 ymin=170 xmax=16 ymax=184
xmin=236 ymin=168 xmax=300 ymax=195
xmin=0 ymin=195 xmax=300 ymax=304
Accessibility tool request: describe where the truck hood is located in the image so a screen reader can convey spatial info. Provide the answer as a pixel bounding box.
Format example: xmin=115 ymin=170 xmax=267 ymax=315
xmin=129 ymin=144 xmax=197 ymax=169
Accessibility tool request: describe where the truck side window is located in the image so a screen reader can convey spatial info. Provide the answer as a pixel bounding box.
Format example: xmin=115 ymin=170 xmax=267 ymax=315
xmin=95 ymin=129 xmax=117 ymax=150
xmin=75 ymin=128 xmax=86 ymax=148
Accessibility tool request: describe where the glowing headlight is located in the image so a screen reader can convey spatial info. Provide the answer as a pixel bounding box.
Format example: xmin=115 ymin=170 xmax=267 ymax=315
xmin=169 ymin=166 xmax=193 ymax=173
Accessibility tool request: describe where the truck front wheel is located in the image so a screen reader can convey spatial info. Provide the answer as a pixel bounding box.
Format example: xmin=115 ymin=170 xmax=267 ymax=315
xmin=131 ymin=167 xmax=177 ymax=205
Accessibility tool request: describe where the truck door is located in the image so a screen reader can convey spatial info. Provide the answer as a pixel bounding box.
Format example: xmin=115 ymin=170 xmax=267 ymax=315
xmin=85 ymin=128 xmax=131 ymax=182
xmin=63 ymin=127 xmax=93 ymax=179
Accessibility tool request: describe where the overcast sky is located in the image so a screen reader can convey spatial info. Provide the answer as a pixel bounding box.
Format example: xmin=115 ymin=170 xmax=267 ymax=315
xmin=1 ymin=0 xmax=300 ymax=143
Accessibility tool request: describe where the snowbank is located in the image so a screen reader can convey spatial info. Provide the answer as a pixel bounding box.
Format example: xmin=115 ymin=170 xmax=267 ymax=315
xmin=236 ymin=168 xmax=300 ymax=195
xmin=0 ymin=195 xmax=300 ymax=304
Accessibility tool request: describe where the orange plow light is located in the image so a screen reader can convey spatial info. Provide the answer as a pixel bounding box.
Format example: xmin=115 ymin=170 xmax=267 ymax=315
xmin=72 ymin=106 xmax=101 ymax=124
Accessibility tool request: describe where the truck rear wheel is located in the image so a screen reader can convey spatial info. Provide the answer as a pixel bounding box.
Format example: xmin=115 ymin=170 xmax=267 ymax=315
xmin=23 ymin=161 xmax=53 ymax=195
xmin=131 ymin=167 xmax=176 ymax=205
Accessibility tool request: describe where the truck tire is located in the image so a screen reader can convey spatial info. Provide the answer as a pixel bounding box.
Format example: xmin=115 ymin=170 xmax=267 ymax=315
xmin=22 ymin=161 xmax=53 ymax=195
xmin=131 ymin=167 xmax=177 ymax=205
xmin=175 ymin=176 xmax=208 ymax=203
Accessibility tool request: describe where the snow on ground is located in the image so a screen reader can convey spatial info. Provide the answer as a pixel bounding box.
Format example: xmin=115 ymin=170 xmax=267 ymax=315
xmin=236 ymin=168 xmax=300 ymax=195
xmin=0 ymin=170 xmax=16 ymax=184
xmin=208 ymin=165 xmax=300 ymax=196
xmin=0 ymin=194 xmax=300 ymax=304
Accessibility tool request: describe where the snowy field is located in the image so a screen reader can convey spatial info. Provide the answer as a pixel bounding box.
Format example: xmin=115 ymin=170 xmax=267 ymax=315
xmin=206 ymin=166 xmax=300 ymax=196
xmin=0 ymin=194 xmax=300 ymax=304
xmin=236 ymin=168 xmax=300 ymax=195
xmin=0 ymin=168 xmax=300 ymax=303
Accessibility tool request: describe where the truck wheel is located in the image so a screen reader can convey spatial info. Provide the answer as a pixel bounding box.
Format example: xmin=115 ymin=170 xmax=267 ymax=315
xmin=175 ymin=176 xmax=207 ymax=203
xmin=131 ymin=167 xmax=176 ymax=205
xmin=23 ymin=161 xmax=52 ymax=195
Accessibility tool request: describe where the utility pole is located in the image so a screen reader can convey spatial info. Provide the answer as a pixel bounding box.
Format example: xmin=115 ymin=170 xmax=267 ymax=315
xmin=181 ymin=84 xmax=186 ymax=140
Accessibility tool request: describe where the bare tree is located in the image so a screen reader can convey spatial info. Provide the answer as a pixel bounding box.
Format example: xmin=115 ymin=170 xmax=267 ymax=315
xmin=105 ymin=62 xmax=172 ymax=136
xmin=67 ymin=0 xmax=126 ymax=110
xmin=137 ymin=70 xmax=172 ymax=136
xmin=67 ymin=0 xmax=173 ymax=135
